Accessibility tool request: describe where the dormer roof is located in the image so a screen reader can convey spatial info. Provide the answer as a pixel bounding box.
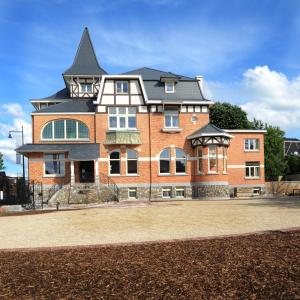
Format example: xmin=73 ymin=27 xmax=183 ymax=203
xmin=63 ymin=27 xmax=107 ymax=76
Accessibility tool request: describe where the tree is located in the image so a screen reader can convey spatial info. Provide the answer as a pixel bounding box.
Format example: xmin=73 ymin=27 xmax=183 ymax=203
xmin=285 ymin=155 xmax=300 ymax=175
xmin=0 ymin=152 xmax=5 ymax=171
xmin=264 ymin=125 xmax=286 ymax=181
xmin=210 ymin=102 xmax=251 ymax=129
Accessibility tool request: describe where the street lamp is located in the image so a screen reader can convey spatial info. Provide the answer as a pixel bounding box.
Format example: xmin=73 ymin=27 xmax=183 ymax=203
xmin=8 ymin=126 xmax=25 ymax=179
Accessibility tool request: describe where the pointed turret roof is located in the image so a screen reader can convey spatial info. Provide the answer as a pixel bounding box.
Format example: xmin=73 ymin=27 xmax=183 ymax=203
xmin=63 ymin=27 xmax=107 ymax=76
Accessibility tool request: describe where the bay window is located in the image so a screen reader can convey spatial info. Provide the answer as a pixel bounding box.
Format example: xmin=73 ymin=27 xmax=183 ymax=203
xmin=197 ymin=146 xmax=203 ymax=174
xmin=223 ymin=147 xmax=227 ymax=173
xmin=208 ymin=145 xmax=218 ymax=173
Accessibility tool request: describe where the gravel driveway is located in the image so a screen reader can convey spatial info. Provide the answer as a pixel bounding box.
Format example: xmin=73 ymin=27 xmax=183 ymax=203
xmin=0 ymin=198 xmax=299 ymax=249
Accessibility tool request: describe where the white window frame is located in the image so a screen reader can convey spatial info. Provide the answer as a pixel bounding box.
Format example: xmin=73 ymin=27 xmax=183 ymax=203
xmin=244 ymin=138 xmax=260 ymax=151
xmin=162 ymin=187 xmax=172 ymax=198
xmin=126 ymin=149 xmax=138 ymax=175
xmin=197 ymin=146 xmax=203 ymax=174
xmin=245 ymin=162 xmax=260 ymax=179
xmin=43 ymin=153 xmax=65 ymax=177
xmin=116 ymin=81 xmax=129 ymax=94
xmin=175 ymin=187 xmax=185 ymax=198
xmin=159 ymin=148 xmax=171 ymax=175
xmin=175 ymin=148 xmax=187 ymax=175
xmin=108 ymin=107 xmax=137 ymax=130
xmin=165 ymin=82 xmax=175 ymax=93
xmin=41 ymin=119 xmax=90 ymax=141
xmin=128 ymin=188 xmax=137 ymax=199
xmin=208 ymin=145 xmax=218 ymax=174
xmin=109 ymin=150 xmax=121 ymax=176
xmin=164 ymin=110 xmax=179 ymax=129
xmin=253 ymin=187 xmax=261 ymax=195
xmin=80 ymin=83 xmax=92 ymax=93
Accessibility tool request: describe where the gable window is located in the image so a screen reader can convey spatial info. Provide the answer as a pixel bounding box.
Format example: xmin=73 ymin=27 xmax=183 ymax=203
xmin=245 ymin=162 xmax=260 ymax=178
xmin=245 ymin=138 xmax=260 ymax=151
xmin=164 ymin=110 xmax=179 ymax=128
xmin=197 ymin=146 xmax=203 ymax=174
xmin=175 ymin=148 xmax=186 ymax=174
xmin=127 ymin=149 xmax=138 ymax=175
xmin=42 ymin=119 xmax=89 ymax=140
xmin=108 ymin=107 xmax=136 ymax=130
xmin=44 ymin=153 xmax=65 ymax=177
xmin=109 ymin=150 xmax=120 ymax=175
xmin=116 ymin=81 xmax=129 ymax=94
xmin=81 ymin=84 xmax=92 ymax=93
xmin=208 ymin=145 xmax=218 ymax=173
xmin=165 ymin=82 xmax=175 ymax=93
xmin=159 ymin=148 xmax=171 ymax=174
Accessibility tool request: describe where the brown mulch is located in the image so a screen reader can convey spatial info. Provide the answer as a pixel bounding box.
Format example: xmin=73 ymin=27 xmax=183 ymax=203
xmin=0 ymin=231 xmax=299 ymax=299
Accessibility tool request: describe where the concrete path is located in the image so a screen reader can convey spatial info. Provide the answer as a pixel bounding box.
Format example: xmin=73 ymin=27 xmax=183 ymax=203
xmin=0 ymin=198 xmax=299 ymax=249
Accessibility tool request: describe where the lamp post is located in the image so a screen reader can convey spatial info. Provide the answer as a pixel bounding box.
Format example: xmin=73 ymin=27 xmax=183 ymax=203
xmin=8 ymin=126 xmax=25 ymax=179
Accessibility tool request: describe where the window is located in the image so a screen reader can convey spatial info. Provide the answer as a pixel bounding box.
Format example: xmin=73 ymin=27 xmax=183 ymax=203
xmin=127 ymin=149 xmax=138 ymax=175
xmin=162 ymin=188 xmax=172 ymax=198
xmin=175 ymin=188 xmax=185 ymax=198
xmin=108 ymin=107 xmax=136 ymax=130
xmin=208 ymin=145 xmax=218 ymax=173
xmin=165 ymin=82 xmax=175 ymax=93
xmin=42 ymin=119 xmax=89 ymax=140
xmin=164 ymin=110 xmax=179 ymax=128
xmin=245 ymin=138 xmax=259 ymax=151
xmin=253 ymin=187 xmax=261 ymax=195
xmin=81 ymin=84 xmax=92 ymax=93
xmin=175 ymin=148 xmax=186 ymax=174
xmin=159 ymin=148 xmax=171 ymax=174
xmin=197 ymin=146 xmax=203 ymax=174
xmin=223 ymin=147 xmax=227 ymax=173
xmin=109 ymin=151 xmax=120 ymax=175
xmin=128 ymin=188 xmax=137 ymax=199
xmin=116 ymin=81 xmax=129 ymax=94
xmin=44 ymin=153 xmax=65 ymax=176
xmin=245 ymin=162 xmax=260 ymax=178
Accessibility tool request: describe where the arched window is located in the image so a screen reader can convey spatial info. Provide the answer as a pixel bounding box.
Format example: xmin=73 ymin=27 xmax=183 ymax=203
xmin=42 ymin=119 xmax=89 ymax=140
xmin=175 ymin=148 xmax=186 ymax=174
xmin=159 ymin=148 xmax=171 ymax=174
xmin=127 ymin=149 xmax=138 ymax=175
xmin=109 ymin=150 xmax=120 ymax=175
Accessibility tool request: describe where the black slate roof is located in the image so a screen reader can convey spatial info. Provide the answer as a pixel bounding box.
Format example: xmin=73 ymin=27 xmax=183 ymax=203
xmin=284 ymin=138 xmax=300 ymax=156
xmin=31 ymin=88 xmax=70 ymax=102
xmin=33 ymin=99 xmax=95 ymax=113
xmin=187 ymin=123 xmax=231 ymax=139
xmin=63 ymin=27 xmax=107 ymax=76
xmin=16 ymin=143 xmax=100 ymax=160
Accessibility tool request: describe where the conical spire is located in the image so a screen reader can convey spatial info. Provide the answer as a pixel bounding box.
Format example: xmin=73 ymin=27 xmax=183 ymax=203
xmin=63 ymin=27 xmax=107 ymax=76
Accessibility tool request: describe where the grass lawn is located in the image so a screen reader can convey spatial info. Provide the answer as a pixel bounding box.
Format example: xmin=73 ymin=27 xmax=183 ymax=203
xmin=0 ymin=230 xmax=299 ymax=299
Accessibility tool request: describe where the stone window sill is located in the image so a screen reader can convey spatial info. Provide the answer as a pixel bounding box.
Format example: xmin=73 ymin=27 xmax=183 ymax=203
xmin=161 ymin=128 xmax=183 ymax=133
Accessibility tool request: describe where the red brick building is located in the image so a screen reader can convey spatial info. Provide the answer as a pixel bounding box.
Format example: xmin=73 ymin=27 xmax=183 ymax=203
xmin=17 ymin=28 xmax=265 ymax=201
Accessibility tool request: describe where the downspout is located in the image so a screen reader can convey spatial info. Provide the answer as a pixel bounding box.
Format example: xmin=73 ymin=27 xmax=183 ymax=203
xmin=148 ymin=106 xmax=152 ymax=202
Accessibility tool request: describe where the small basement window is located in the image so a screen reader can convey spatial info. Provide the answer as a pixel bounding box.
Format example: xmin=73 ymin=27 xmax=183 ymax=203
xmin=165 ymin=82 xmax=175 ymax=93
xmin=162 ymin=188 xmax=172 ymax=198
xmin=128 ymin=188 xmax=137 ymax=199
xmin=175 ymin=188 xmax=185 ymax=198
xmin=253 ymin=187 xmax=261 ymax=195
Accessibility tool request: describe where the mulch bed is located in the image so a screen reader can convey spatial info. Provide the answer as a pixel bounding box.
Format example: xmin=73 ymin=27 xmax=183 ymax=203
xmin=0 ymin=231 xmax=299 ymax=299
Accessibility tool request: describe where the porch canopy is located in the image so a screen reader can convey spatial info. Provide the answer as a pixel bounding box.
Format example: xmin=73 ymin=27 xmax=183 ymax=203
xmin=16 ymin=143 xmax=100 ymax=161
xmin=187 ymin=123 xmax=233 ymax=147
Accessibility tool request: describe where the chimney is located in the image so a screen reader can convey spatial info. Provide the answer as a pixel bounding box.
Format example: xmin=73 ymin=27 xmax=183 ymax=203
xmin=196 ymin=75 xmax=204 ymax=95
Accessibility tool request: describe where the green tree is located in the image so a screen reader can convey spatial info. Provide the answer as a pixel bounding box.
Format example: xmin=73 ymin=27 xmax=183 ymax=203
xmin=264 ymin=125 xmax=286 ymax=181
xmin=285 ymin=155 xmax=300 ymax=175
xmin=0 ymin=152 xmax=5 ymax=171
xmin=210 ymin=102 xmax=251 ymax=129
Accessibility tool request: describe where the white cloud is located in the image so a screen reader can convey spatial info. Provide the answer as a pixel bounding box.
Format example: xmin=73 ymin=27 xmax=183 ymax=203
xmin=2 ymin=103 xmax=25 ymax=118
xmin=207 ymin=65 xmax=300 ymax=132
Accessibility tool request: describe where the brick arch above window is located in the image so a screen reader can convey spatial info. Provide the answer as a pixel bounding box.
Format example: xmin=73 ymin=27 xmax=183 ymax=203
xmin=41 ymin=119 xmax=89 ymax=141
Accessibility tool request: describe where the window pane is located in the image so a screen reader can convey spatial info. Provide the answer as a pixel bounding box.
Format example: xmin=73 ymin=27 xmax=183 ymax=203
xmin=110 ymin=161 xmax=120 ymax=174
xmin=127 ymin=160 xmax=137 ymax=174
xmin=127 ymin=149 xmax=137 ymax=159
xmin=176 ymin=160 xmax=186 ymax=173
xmin=78 ymin=122 xmax=89 ymax=139
xmin=162 ymin=189 xmax=171 ymax=197
xmin=246 ymin=168 xmax=250 ymax=177
xmin=198 ymin=159 xmax=203 ymax=173
xmin=128 ymin=116 xmax=136 ymax=128
xmin=175 ymin=148 xmax=185 ymax=158
xmin=43 ymin=122 xmax=53 ymax=139
xmin=197 ymin=147 xmax=203 ymax=157
xmin=209 ymin=158 xmax=217 ymax=171
xmin=172 ymin=116 xmax=179 ymax=127
xmin=109 ymin=116 xmax=117 ymax=128
xmin=110 ymin=151 xmax=120 ymax=159
xmin=54 ymin=120 xmax=65 ymax=139
xmin=119 ymin=117 xmax=126 ymax=128
xmin=118 ymin=107 xmax=126 ymax=114
xmin=245 ymin=139 xmax=249 ymax=149
xmin=116 ymin=82 xmax=122 ymax=93
xmin=128 ymin=107 xmax=136 ymax=114
xmin=123 ymin=82 xmax=129 ymax=93
xmin=160 ymin=160 xmax=170 ymax=173
xmin=109 ymin=107 xmax=117 ymax=115
xmin=66 ymin=120 xmax=77 ymax=139
xmin=160 ymin=149 xmax=170 ymax=159
xmin=165 ymin=115 xmax=172 ymax=127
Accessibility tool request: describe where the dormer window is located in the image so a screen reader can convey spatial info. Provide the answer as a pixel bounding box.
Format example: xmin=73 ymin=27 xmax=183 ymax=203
xmin=116 ymin=81 xmax=129 ymax=94
xmin=165 ymin=82 xmax=175 ymax=93
xmin=81 ymin=83 xmax=92 ymax=93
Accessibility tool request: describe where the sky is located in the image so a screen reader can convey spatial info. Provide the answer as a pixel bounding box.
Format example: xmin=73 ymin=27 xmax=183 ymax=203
xmin=0 ymin=0 xmax=300 ymax=176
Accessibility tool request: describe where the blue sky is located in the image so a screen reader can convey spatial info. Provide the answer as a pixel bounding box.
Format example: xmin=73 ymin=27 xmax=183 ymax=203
xmin=0 ymin=0 xmax=300 ymax=176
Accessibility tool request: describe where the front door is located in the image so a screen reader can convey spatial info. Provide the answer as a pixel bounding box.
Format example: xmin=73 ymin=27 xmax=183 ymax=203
xmin=79 ymin=161 xmax=94 ymax=183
